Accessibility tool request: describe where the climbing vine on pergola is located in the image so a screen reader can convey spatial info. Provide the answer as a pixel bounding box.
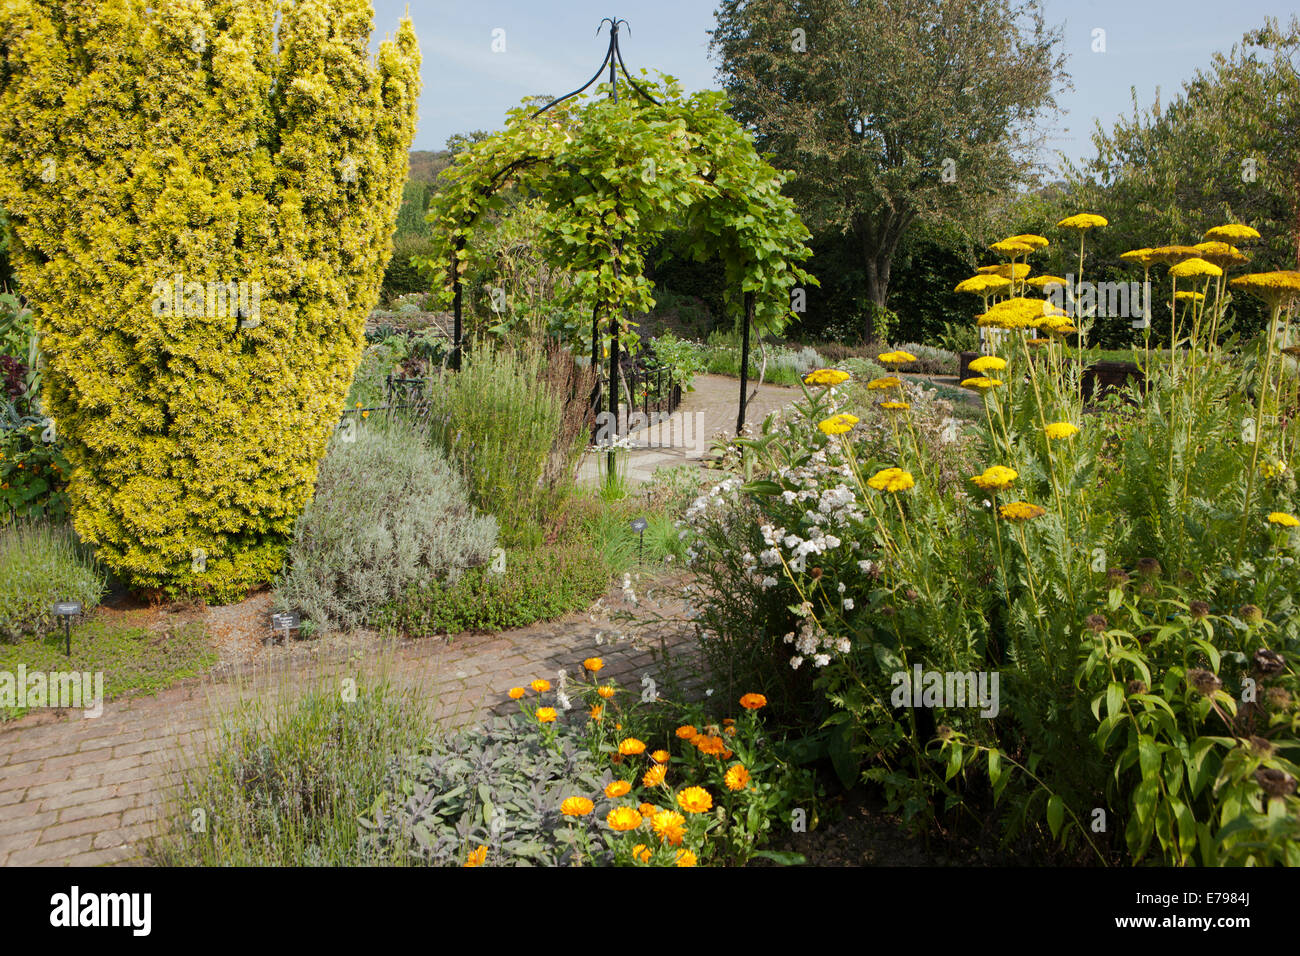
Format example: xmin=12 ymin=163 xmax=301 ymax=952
xmin=419 ymin=62 xmax=816 ymax=435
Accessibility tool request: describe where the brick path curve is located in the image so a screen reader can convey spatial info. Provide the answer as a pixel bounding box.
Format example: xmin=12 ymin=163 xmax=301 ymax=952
xmin=0 ymin=586 xmax=699 ymax=866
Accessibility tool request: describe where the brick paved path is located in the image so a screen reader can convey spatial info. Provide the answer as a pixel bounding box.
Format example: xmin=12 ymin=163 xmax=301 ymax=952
xmin=0 ymin=589 xmax=698 ymax=867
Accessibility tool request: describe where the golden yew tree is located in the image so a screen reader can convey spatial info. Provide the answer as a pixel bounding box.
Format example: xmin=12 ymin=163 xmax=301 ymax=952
xmin=0 ymin=0 xmax=420 ymax=601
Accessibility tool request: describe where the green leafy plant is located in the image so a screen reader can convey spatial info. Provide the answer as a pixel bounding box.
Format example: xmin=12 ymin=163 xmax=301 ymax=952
xmin=0 ymin=520 xmax=102 ymax=643
xmin=273 ymin=417 xmax=497 ymax=632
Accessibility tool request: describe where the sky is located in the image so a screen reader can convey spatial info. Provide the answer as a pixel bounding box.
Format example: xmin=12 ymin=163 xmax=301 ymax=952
xmin=370 ymin=0 xmax=1299 ymax=176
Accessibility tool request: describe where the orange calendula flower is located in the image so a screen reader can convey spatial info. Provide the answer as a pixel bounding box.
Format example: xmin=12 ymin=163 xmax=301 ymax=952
xmin=618 ymin=738 xmax=646 ymax=756
xmin=639 ymin=802 xmax=657 ymax=818
xmin=652 ymin=810 xmax=686 ymax=846
xmin=606 ymin=807 xmax=643 ymax=831
xmin=725 ymin=764 xmax=751 ymax=791
xmin=536 ymin=707 xmax=557 ymax=723
xmin=643 ymin=764 xmax=667 ymax=787
xmin=675 ymin=724 xmax=697 ymax=739
xmin=677 ymin=786 xmax=713 ymax=814
xmin=508 ymin=687 xmax=525 ymax=700
xmin=464 ymin=845 xmax=487 ymax=867
xmin=530 ymin=679 xmax=550 ymax=693
xmin=605 ymin=779 xmax=632 ymax=798
xmin=675 ymin=849 xmax=698 ymax=867
xmin=651 ymin=749 xmax=670 ymax=763
xmin=694 ymin=735 xmax=725 ymax=757
xmin=560 ymin=797 xmax=594 ymax=817
xmin=589 ymin=704 xmax=603 ymax=721
xmin=632 ymin=843 xmax=652 ymax=863
xmin=597 ymin=685 xmax=616 ymax=699
xmin=739 ymin=693 xmax=767 ymax=710
xmin=582 ymin=657 xmax=604 ymax=673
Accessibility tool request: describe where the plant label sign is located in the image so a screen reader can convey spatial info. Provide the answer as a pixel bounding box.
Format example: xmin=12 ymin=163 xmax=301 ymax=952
xmin=630 ymin=517 xmax=648 ymax=534
xmin=52 ymin=602 xmax=82 ymax=617
xmin=271 ymin=612 xmax=299 ymax=632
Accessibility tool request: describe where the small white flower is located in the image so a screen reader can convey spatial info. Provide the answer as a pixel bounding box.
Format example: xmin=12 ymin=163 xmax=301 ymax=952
xmin=813 ymin=654 xmax=831 ymax=668
xmin=790 ymin=656 xmax=803 ymax=670
xmin=842 ymin=598 xmax=854 ymax=611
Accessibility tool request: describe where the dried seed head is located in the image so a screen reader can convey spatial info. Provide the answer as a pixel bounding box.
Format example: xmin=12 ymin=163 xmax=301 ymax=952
xmin=1254 ymin=767 xmax=1297 ymax=799
xmin=905 ymin=588 xmax=919 ymax=602
xmin=1186 ymin=668 xmax=1223 ymax=697
xmin=1265 ymin=687 xmax=1292 ymax=710
xmin=1136 ymin=557 xmax=1162 ymax=578
xmin=1085 ymin=613 xmax=1108 ymax=633
xmin=1106 ymin=568 xmax=1130 ymax=587
xmin=1239 ymin=604 xmax=1264 ymax=625
xmin=1252 ymin=647 xmax=1286 ymax=676
xmin=810 ymin=567 xmax=823 ymax=579
xmin=1188 ymin=600 xmax=1211 ymax=620
xmin=936 ymin=724 xmax=954 ymax=742
xmin=1126 ymin=680 xmax=1148 ymax=696
xmin=881 ymin=605 xmax=896 ymax=617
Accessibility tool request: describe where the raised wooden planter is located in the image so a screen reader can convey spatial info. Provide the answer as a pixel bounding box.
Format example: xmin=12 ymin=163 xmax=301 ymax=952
xmin=958 ymin=351 xmax=979 ymax=382
xmin=1081 ymin=360 xmax=1146 ymax=404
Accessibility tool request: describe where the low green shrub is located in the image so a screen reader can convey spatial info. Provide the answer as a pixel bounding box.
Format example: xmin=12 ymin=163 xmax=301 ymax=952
xmin=360 ymin=712 xmax=613 ymax=866
xmin=1 ymin=620 xmax=214 ymax=721
xmin=891 ymin=341 xmax=959 ymax=375
xmin=426 ymin=342 xmax=592 ymax=548
xmin=376 ymin=536 xmax=611 ymax=636
xmin=149 ymin=678 xmax=430 ymax=866
xmin=0 ymin=522 xmax=103 ymax=642
xmin=273 ymin=417 xmax=497 ymax=633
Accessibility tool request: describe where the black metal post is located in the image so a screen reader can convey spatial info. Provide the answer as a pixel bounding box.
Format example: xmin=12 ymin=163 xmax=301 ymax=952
xmin=451 ymin=247 xmax=463 ymax=372
xmin=738 ymin=290 xmax=754 ymax=435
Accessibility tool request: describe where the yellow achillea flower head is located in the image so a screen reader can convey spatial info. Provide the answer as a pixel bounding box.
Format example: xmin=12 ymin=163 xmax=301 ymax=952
xmin=1230 ymin=271 xmax=1300 ymax=307
xmin=1057 ymin=213 xmax=1108 ymax=229
xmin=971 ymin=465 xmax=1018 ymax=491
xmin=1044 ymin=422 xmax=1080 ymax=440
xmin=1120 ymin=248 xmax=1158 ymax=267
xmin=999 ymin=501 xmax=1047 ymax=522
xmin=975 ymin=264 xmax=1004 ymax=274
xmin=867 ymin=376 xmax=902 ymax=389
xmin=994 ymin=262 xmax=1032 ymax=280
xmin=977 ymin=297 xmax=1066 ymax=329
xmin=954 ymin=274 xmax=1012 ymax=294
xmin=804 ymin=368 xmax=851 ymax=387
xmin=536 ymin=707 xmax=557 ymax=723
xmin=1174 ymin=291 xmax=1205 ymax=302
xmin=1148 ymin=245 xmax=1201 ymax=265
xmin=880 ymin=401 xmax=910 ymax=411
xmin=642 ymin=764 xmax=667 ymax=787
xmin=1047 ymin=324 xmax=1078 ymax=336
xmin=464 ymin=845 xmax=488 ymax=867
xmin=561 ymin=796 xmax=594 ymax=817
xmin=675 ymin=849 xmax=698 ymax=867
xmin=724 ymin=763 xmax=751 ymax=791
xmin=1168 ymin=257 xmax=1222 ymax=279
xmin=1267 ymin=512 xmax=1300 ymax=528
xmin=867 ymin=467 xmax=915 ymax=492
xmin=1025 ymin=275 xmax=1067 ymax=290
xmin=1192 ymin=241 xmax=1247 ymax=267
xmin=1204 ymin=224 xmax=1261 ymax=243
xmin=508 ymin=687 xmax=525 ymax=700
xmin=606 ymin=807 xmax=643 ymax=831
xmin=878 ymin=350 xmax=918 ymax=364
xmin=740 ymin=692 xmax=768 ymax=709
xmin=961 ymin=376 xmax=1004 ymax=391
xmin=1027 ymin=338 xmax=1051 ymax=347
xmin=1006 ymin=233 xmax=1049 ymax=249
xmin=530 ymin=679 xmax=550 ymax=693
xmin=990 ymin=238 xmax=1034 ymax=256
xmin=968 ymin=356 xmax=1007 ymax=374
xmin=818 ymin=413 xmax=860 ymax=436
xmin=582 ymin=657 xmax=604 ymax=672
xmin=677 ymin=786 xmax=714 ymax=814
xmin=618 ymin=737 xmax=646 ymax=756
xmin=605 ymin=779 xmax=632 ymax=798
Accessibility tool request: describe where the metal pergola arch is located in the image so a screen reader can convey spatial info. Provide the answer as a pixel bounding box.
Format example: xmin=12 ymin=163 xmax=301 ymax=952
xmin=444 ymin=16 xmax=760 ymax=440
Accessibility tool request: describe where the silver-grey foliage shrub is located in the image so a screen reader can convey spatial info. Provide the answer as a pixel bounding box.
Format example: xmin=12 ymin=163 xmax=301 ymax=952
xmin=274 ymin=417 xmax=497 ymax=632
xmin=0 ymin=522 xmax=104 ymax=642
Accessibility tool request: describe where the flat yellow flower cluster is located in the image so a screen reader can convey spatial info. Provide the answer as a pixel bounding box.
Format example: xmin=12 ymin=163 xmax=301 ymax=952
xmin=804 ymin=368 xmax=851 ymax=387
xmin=867 ymin=467 xmax=915 ymax=493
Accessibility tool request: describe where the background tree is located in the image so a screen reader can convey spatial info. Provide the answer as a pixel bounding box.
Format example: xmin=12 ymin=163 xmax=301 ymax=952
xmin=1058 ymin=17 xmax=1300 ymax=280
xmin=710 ymin=0 xmax=1067 ymax=339
xmin=0 ymin=0 xmax=420 ymax=601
